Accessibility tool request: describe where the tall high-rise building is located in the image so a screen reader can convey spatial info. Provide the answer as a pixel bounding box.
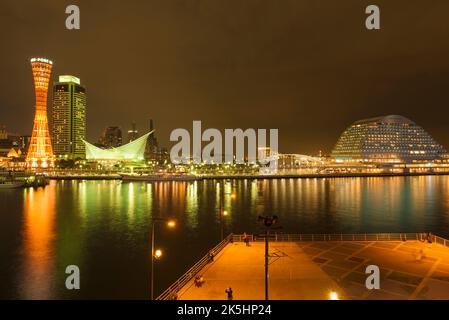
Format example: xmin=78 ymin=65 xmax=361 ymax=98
xmin=128 ymin=123 xmax=138 ymax=142
xmin=101 ymin=126 xmax=122 ymax=148
xmin=18 ymin=135 xmax=31 ymax=151
xmin=145 ymin=119 xmax=159 ymax=160
xmin=26 ymin=58 xmax=54 ymax=168
xmin=147 ymin=119 xmax=158 ymax=151
xmin=0 ymin=125 xmax=7 ymax=139
xmin=52 ymin=75 xmax=87 ymax=159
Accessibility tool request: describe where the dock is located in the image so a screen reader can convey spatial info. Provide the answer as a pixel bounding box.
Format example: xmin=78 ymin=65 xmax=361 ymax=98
xmin=158 ymin=233 xmax=449 ymax=300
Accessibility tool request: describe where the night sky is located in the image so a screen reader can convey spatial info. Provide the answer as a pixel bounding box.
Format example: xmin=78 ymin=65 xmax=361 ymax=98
xmin=1 ymin=0 xmax=449 ymax=154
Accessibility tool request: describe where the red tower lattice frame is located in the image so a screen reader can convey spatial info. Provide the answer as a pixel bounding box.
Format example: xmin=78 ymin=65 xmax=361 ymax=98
xmin=26 ymin=58 xmax=54 ymax=168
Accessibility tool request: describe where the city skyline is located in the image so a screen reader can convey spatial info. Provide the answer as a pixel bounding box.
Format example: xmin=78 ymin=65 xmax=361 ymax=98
xmin=2 ymin=56 xmax=448 ymax=164
xmin=1 ymin=1 xmax=449 ymax=154
xmin=3 ymin=1 xmax=449 ymax=304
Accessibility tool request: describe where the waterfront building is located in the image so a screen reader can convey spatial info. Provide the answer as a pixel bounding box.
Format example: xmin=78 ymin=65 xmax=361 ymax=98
xmin=7 ymin=147 xmax=21 ymax=158
xmin=100 ymin=126 xmax=123 ymax=148
xmin=83 ymin=131 xmax=153 ymax=161
xmin=0 ymin=126 xmax=7 ymax=139
xmin=26 ymin=58 xmax=54 ymax=168
xmin=147 ymin=119 xmax=158 ymax=152
xmin=145 ymin=119 xmax=160 ymax=160
xmin=0 ymin=139 xmax=13 ymax=157
xmin=52 ymin=75 xmax=87 ymax=159
xmin=18 ymin=135 xmax=31 ymax=151
xmin=127 ymin=123 xmax=138 ymax=142
xmin=0 ymin=126 xmax=27 ymax=159
xmin=331 ymin=115 xmax=447 ymax=163
xmin=277 ymin=154 xmax=324 ymax=169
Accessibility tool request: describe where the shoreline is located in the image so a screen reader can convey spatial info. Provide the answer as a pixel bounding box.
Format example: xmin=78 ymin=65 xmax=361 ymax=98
xmin=45 ymin=171 xmax=449 ymax=181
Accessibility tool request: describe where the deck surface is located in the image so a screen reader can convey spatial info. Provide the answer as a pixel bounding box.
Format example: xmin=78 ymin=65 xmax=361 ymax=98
xmin=178 ymin=240 xmax=449 ymax=300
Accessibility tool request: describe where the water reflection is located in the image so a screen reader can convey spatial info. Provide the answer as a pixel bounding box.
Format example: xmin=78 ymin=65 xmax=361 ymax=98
xmin=185 ymin=182 xmax=199 ymax=229
xmin=4 ymin=176 xmax=449 ymax=299
xmin=21 ymin=184 xmax=56 ymax=299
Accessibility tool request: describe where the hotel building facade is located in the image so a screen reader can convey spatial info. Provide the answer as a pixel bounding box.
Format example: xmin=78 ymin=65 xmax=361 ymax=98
xmin=331 ymin=115 xmax=447 ymax=164
xmin=52 ymin=75 xmax=87 ymax=159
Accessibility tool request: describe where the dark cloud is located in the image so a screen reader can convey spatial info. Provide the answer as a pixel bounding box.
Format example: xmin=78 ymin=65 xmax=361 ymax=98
xmin=1 ymin=0 xmax=448 ymax=154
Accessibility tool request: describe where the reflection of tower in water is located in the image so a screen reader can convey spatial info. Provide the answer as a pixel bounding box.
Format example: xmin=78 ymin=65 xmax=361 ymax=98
xmin=21 ymin=184 xmax=56 ymax=299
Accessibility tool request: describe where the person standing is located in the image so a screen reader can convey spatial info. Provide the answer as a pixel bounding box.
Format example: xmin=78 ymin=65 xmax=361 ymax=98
xmin=225 ymin=287 xmax=233 ymax=300
xmin=242 ymin=232 xmax=248 ymax=246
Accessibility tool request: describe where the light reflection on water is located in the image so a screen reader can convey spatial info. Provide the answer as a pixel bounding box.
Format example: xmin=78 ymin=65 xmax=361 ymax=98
xmin=20 ymin=186 xmax=56 ymax=299
xmin=1 ymin=176 xmax=448 ymax=299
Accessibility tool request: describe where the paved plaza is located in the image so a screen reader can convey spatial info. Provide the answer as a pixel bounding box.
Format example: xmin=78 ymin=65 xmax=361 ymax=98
xmin=178 ymin=240 xmax=449 ymax=300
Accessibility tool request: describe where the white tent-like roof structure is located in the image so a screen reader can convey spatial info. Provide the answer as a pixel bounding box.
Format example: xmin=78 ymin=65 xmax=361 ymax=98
xmin=83 ymin=131 xmax=153 ymax=160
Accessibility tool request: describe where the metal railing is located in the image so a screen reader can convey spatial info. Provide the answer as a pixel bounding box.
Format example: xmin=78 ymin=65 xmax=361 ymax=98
xmin=156 ymin=234 xmax=233 ymax=300
xmin=232 ymin=232 xmax=449 ymax=241
xmin=253 ymin=233 xmax=420 ymax=242
xmin=434 ymin=235 xmax=449 ymax=248
xmin=232 ymin=232 xmax=449 ymax=243
xmin=157 ymin=232 xmax=449 ymax=300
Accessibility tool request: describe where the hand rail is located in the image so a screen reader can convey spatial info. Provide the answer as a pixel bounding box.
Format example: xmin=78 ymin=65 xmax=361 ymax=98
xmin=434 ymin=235 xmax=449 ymax=248
xmin=232 ymin=232 xmax=447 ymax=243
xmin=156 ymin=233 xmax=233 ymax=300
xmin=157 ymin=232 xmax=448 ymax=300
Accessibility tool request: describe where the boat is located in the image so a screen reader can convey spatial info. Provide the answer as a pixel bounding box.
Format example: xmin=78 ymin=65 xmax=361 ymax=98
xmin=24 ymin=174 xmax=50 ymax=188
xmin=0 ymin=181 xmax=26 ymax=189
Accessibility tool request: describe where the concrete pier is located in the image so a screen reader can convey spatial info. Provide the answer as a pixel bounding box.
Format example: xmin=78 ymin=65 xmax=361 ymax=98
xmin=176 ymin=239 xmax=449 ymax=300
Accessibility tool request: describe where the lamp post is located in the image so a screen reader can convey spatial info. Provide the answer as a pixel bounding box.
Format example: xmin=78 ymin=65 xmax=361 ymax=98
xmin=257 ymin=215 xmax=279 ymax=301
xmin=151 ymin=217 xmax=176 ymax=300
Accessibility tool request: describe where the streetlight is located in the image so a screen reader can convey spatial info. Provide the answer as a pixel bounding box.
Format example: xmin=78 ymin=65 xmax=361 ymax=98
xmin=167 ymin=220 xmax=176 ymax=228
xmin=151 ymin=217 xmax=176 ymax=300
xmin=154 ymin=249 xmax=163 ymax=259
xmin=257 ymin=215 xmax=280 ymax=301
xmin=329 ymin=291 xmax=339 ymax=300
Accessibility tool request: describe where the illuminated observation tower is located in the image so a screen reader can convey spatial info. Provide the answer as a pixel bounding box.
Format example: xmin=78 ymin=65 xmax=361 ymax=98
xmin=26 ymin=58 xmax=55 ymax=168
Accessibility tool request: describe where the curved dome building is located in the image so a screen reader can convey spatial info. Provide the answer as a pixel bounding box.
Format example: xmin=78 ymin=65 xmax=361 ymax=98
xmin=331 ymin=115 xmax=447 ymax=163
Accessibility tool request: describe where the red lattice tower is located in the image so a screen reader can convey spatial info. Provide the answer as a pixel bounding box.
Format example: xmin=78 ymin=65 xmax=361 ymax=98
xmin=26 ymin=58 xmax=55 ymax=168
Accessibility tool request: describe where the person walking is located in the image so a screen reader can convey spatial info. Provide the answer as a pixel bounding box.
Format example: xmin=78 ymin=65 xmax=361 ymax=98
xmin=242 ymin=232 xmax=250 ymax=246
xmin=208 ymin=251 xmax=215 ymax=262
xmin=225 ymin=287 xmax=233 ymax=300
